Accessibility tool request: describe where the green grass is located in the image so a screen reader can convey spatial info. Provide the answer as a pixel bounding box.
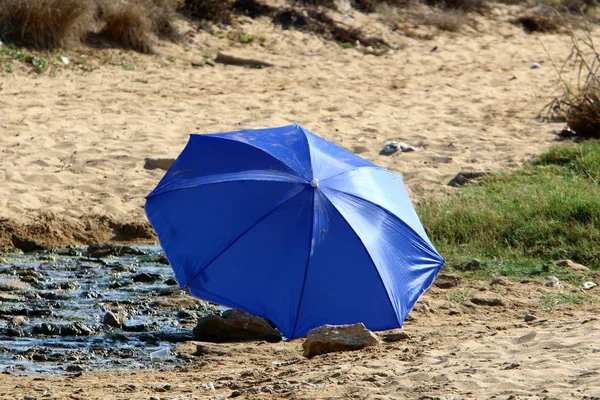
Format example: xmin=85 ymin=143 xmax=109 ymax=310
xmin=539 ymin=292 xmax=599 ymax=310
xmin=419 ymin=140 xmax=600 ymax=281
xmin=0 ymin=45 xmax=59 ymax=74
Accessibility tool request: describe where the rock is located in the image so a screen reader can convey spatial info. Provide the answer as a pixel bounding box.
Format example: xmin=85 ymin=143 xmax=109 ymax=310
xmin=144 ymin=158 xmax=175 ymax=171
xmin=32 ymin=322 xmax=94 ymax=336
xmin=530 ymin=62 xmax=541 ymax=69
xmin=194 ymin=343 xmax=230 ymax=356
xmin=412 ymin=301 xmax=430 ymax=313
xmin=334 ymin=0 xmax=352 ymax=13
xmin=556 ymin=259 xmax=589 ymax=272
xmin=353 ymin=145 xmax=369 ymax=154
xmin=302 ymin=323 xmax=380 ymax=358
xmin=448 ymin=171 xmax=490 ymax=187
xmin=87 ymin=243 xmax=145 ymax=258
xmin=544 ymin=275 xmax=565 ymax=289
xmin=5 ymin=327 xmax=27 ymax=337
xmin=177 ymin=310 xmax=196 ymax=320
xmin=193 ymin=309 xmax=282 ymax=343
xmin=524 ymin=314 xmax=537 ymax=322
xmin=382 ymin=331 xmax=410 ymax=342
xmin=61 ymin=322 xmax=94 ymax=336
xmin=65 ymin=364 xmax=84 ymax=372
xmin=9 ymin=316 xmax=29 ymax=326
xmin=491 ymin=277 xmax=510 ymax=286
xmin=470 ymin=297 xmax=505 ymax=307
xmin=138 ymin=330 xmax=195 ymax=343
xmin=453 ymin=259 xmax=481 ymax=271
xmin=103 ymin=311 xmax=122 ymax=328
xmin=164 ymin=278 xmax=178 ymax=286
xmin=433 ymin=274 xmax=462 ymax=289
xmin=581 ymin=281 xmax=598 ymax=290
xmin=123 ymin=323 xmax=151 ymax=332
xmin=132 ymin=272 xmax=162 ymax=283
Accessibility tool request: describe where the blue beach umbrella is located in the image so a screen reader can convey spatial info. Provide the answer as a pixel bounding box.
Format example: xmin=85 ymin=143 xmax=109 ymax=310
xmin=145 ymin=124 xmax=444 ymax=339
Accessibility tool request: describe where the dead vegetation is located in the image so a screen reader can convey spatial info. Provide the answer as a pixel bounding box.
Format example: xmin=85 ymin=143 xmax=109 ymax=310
xmin=541 ymin=24 xmax=600 ymax=139
xmin=0 ymin=0 xmax=180 ymax=53
xmin=512 ymin=6 xmax=564 ymax=32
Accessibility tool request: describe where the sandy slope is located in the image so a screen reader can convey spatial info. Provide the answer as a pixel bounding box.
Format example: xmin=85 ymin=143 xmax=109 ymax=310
xmin=0 ymin=4 xmax=575 ymax=249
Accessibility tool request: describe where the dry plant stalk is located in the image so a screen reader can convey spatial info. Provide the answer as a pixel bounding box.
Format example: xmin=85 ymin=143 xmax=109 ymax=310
xmin=540 ymin=18 xmax=600 ymax=139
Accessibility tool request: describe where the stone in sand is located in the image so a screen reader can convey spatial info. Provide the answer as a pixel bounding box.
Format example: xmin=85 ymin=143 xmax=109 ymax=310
xmin=193 ymin=309 xmax=282 ymax=343
xmin=302 ymin=323 xmax=380 ymax=358
xmin=103 ymin=311 xmax=122 ymax=328
xmin=556 ymin=259 xmax=589 ymax=272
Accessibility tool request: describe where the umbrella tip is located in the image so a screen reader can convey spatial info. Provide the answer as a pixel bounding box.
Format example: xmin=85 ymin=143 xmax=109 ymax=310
xmin=310 ymin=178 xmax=319 ymax=188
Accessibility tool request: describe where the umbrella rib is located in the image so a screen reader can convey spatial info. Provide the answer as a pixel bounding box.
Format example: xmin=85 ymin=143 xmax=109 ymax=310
xmin=184 ymin=187 xmax=308 ymax=288
xmin=204 ymin=135 xmax=310 ymax=181
xmin=147 ymin=171 xmax=303 ymax=198
xmin=319 ymin=165 xmax=376 ymax=183
xmin=290 ymin=190 xmax=315 ymax=338
xmin=318 ymin=192 xmax=403 ymax=328
xmin=322 ymin=187 xmax=440 ymax=258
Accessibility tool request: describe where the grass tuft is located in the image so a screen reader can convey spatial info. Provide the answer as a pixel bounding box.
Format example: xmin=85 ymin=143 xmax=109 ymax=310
xmin=0 ymin=0 xmax=180 ymax=53
xmin=0 ymin=0 xmax=98 ymax=48
xmin=541 ymin=24 xmax=600 ymax=139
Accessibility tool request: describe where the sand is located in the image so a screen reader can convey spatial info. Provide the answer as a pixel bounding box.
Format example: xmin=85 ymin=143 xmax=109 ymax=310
xmin=1 ymin=280 xmax=599 ymax=399
xmin=2 ymin=2 xmax=599 ymax=398
xmin=0 ymin=4 xmax=574 ymax=249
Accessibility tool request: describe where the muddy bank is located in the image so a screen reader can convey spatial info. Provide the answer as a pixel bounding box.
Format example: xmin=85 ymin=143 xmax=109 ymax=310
xmin=0 ymin=216 xmax=156 ymax=253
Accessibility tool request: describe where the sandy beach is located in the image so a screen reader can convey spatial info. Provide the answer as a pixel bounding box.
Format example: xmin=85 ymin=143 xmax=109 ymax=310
xmin=1 ymin=1 xmax=599 ymax=398
xmin=0 ymin=3 xmax=570 ymax=250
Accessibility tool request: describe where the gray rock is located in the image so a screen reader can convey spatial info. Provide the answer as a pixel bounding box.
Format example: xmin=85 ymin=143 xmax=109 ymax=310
xmin=491 ymin=277 xmax=510 ymax=286
xmin=382 ymin=331 xmax=410 ymax=342
xmin=470 ymin=297 xmax=505 ymax=307
xmin=524 ymin=314 xmax=537 ymax=322
xmin=103 ymin=311 xmax=122 ymax=328
xmin=581 ymin=281 xmax=598 ymax=290
xmin=144 ymin=158 xmax=175 ymax=171
xmin=194 ymin=343 xmax=230 ymax=356
xmin=302 ymin=323 xmax=380 ymax=358
xmin=453 ymin=259 xmax=481 ymax=271
xmin=433 ymin=274 xmax=462 ymax=289
xmin=448 ymin=171 xmax=490 ymax=187
xmin=544 ymin=275 xmax=565 ymax=289
xmin=193 ymin=309 xmax=282 ymax=343
xmin=132 ymin=272 xmax=162 ymax=283
xmin=556 ymin=259 xmax=589 ymax=272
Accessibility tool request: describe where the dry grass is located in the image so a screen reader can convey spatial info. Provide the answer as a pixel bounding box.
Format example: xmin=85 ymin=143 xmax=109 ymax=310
xmin=417 ymin=9 xmax=471 ymax=31
xmin=512 ymin=6 xmax=565 ymax=33
xmin=182 ymin=0 xmax=236 ymax=22
xmin=422 ymin=0 xmax=489 ymax=13
xmin=0 ymin=0 xmax=98 ymax=48
xmin=541 ymin=25 xmax=600 ymax=139
xmin=0 ymin=0 xmax=180 ymax=53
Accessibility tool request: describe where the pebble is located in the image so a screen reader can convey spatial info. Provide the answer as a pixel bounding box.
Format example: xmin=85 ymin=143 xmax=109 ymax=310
xmin=470 ymin=297 xmax=505 ymax=307
xmin=581 ymin=281 xmax=598 ymax=290
xmin=382 ymin=331 xmax=411 ymax=342
xmin=524 ymin=314 xmax=537 ymax=322
xmin=530 ymin=62 xmax=541 ymax=69
xmin=556 ymin=259 xmax=589 ymax=271
xmin=544 ymin=276 xmax=565 ymax=289
xmin=103 ymin=311 xmax=122 ymax=328
xmin=491 ymin=277 xmax=510 ymax=286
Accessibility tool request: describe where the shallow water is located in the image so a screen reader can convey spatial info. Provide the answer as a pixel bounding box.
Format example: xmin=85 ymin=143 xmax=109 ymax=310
xmin=0 ymin=247 xmax=212 ymax=375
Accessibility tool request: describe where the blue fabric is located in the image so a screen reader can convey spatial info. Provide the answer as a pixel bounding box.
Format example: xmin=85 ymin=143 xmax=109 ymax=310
xmin=146 ymin=124 xmax=444 ymax=338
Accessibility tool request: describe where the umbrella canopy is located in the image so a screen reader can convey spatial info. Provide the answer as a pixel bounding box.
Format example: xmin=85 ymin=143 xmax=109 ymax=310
xmin=145 ymin=124 xmax=444 ymax=339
